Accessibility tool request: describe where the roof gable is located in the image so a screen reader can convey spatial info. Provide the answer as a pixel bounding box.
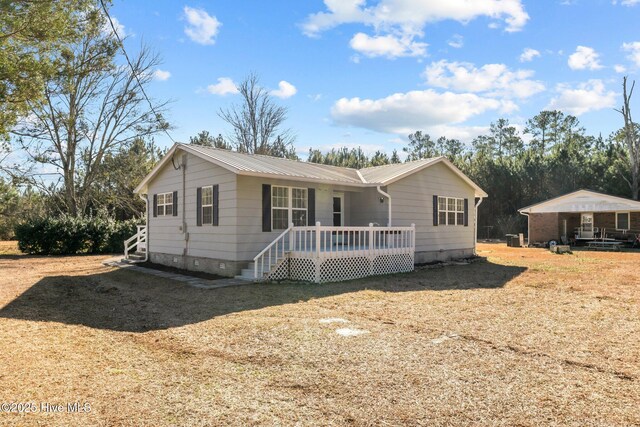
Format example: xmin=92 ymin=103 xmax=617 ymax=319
xmin=135 ymin=143 xmax=487 ymax=197
xmin=519 ymin=190 xmax=640 ymax=213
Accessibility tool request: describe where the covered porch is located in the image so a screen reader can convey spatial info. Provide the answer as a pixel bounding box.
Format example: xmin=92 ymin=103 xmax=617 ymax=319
xmin=248 ymin=223 xmax=416 ymax=283
xmin=519 ymin=190 xmax=640 ymax=246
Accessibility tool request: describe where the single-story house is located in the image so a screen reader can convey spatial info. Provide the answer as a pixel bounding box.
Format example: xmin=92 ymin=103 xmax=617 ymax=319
xmin=518 ymin=189 xmax=640 ymax=245
xmin=126 ymin=143 xmax=487 ymax=282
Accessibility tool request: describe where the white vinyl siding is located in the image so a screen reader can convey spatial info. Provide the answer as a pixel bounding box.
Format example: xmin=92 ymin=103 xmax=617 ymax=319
xmin=147 ymin=152 xmax=236 ymax=259
xmin=616 ymin=211 xmax=630 ymax=230
xmin=387 ymin=162 xmax=475 ymax=253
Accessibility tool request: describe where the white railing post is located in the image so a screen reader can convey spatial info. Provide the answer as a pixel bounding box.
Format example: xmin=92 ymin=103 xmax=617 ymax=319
xmin=411 ymin=223 xmax=416 ymax=251
xmin=315 ymin=221 xmax=321 ymax=282
xmin=315 ymin=221 xmax=321 ymax=257
xmin=289 ymin=222 xmax=294 ymax=252
xmin=368 ymin=223 xmax=374 ymax=256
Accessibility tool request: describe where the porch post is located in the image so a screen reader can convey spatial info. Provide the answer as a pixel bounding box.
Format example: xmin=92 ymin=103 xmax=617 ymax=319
xmin=368 ymin=223 xmax=375 ymax=276
xmin=411 ymin=223 xmax=416 ymax=251
xmin=288 ymin=222 xmax=294 ymax=253
xmin=315 ymin=221 xmax=321 ymax=282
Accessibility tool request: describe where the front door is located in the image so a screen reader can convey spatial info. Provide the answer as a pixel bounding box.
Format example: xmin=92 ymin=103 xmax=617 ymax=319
xmin=333 ymin=195 xmax=344 ymax=226
xmin=581 ymin=213 xmax=594 ymax=239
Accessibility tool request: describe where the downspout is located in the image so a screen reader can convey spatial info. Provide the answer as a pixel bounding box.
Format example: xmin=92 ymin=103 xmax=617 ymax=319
xmin=139 ymin=193 xmax=149 ymax=262
xmin=376 ymin=186 xmax=392 ymax=226
xmin=519 ymin=211 xmax=530 ymax=247
xmin=181 ymin=154 xmax=188 ymax=268
xmin=474 ymin=197 xmax=484 ymax=255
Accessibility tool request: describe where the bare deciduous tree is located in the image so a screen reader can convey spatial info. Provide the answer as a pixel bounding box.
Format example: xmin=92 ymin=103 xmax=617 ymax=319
xmin=615 ymin=76 xmax=640 ymax=200
xmin=9 ymin=16 xmax=170 ymax=215
xmin=218 ymin=73 xmax=296 ymax=158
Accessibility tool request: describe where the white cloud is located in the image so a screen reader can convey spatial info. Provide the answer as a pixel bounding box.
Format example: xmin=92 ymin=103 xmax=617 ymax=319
xmin=152 ymin=69 xmax=171 ymax=81
xmin=622 ymin=41 xmax=640 ymax=67
xmin=614 ymin=64 xmax=627 ymax=73
xmin=568 ymin=46 xmax=603 ymax=70
xmin=423 ymin=60 xmax=545 ymax=99
xmin=447 ymin=34 xmax=464 ymax=49
xmin=547 ymin=80 xmax=616 ymax=116
xmin=101 ymin=15 xmax=127 ymax=39
xmin=349 ymin=33 xmax=427 ymax=58
xmin=309 ymin=142 xmax=387 ymax=157
xmin=613 ymin=0 xmax=640 ymax=5
xmin=271 ymin=81 xmax=297 ymax=99
xmin=331 ymin=89 xmax=511 ymax=135
xmin=427 ymin=125 xmax=491 ymax=143
xmin=302 ymin=0 xmax=529 ymax=36
xmin=302 ymin=0 xmax=528 ymax=59
xmin=207 ymin=77 xmax=238 ymax=96
xmin=519 ymin=47 xmax=540 ymax=62
xmin=183 ymin=6 xmax=221 ymax=45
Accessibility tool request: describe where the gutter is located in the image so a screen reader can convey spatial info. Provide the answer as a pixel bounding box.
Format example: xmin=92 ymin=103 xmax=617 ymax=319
xmin=376 ymin=186 xmax=392 ymax=227
xmin=474 ymin=197 xmax=484 ymax=254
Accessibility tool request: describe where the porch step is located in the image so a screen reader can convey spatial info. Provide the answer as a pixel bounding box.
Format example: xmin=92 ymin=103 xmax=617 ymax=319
xmin=125 ymin=253 xmax=146 ymax=262
xmin=234 ymin=261 xmax=279 ymax=281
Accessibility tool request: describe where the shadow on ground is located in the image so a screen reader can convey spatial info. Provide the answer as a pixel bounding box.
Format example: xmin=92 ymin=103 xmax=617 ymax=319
xmin=0 ymin=260 xmax=526 ymax=333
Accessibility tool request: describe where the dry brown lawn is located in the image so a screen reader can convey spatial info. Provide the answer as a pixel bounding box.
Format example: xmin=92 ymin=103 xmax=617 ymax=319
xmin=0 ymin=242 xmax=639 ymax=426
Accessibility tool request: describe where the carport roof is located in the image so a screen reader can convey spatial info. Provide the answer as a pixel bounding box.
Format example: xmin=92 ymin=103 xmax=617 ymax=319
xmin=518 ymin=190 xmax=640 ymax=213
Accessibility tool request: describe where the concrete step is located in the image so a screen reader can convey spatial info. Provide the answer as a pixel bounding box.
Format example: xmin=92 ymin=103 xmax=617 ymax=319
xmin=240 ymin=267 xmax=266 ymax=278
xmin=127 ymin=254 xmax=145 ymax=261
xmin=234 ymin=274 xmax=258 ymax=282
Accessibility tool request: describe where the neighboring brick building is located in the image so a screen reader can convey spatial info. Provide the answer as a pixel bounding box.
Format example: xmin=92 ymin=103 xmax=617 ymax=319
xmin=518 ymin=190 xmax=640 ymax=245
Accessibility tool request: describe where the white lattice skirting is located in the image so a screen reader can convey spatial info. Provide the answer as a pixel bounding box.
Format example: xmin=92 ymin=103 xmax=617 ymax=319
xmin=266 ymin=253 xmax=414 ymax=283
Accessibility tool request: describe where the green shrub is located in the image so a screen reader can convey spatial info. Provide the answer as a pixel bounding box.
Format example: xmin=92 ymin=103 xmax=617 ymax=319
xmin=15 ymin=214 xmax=143 ymax=255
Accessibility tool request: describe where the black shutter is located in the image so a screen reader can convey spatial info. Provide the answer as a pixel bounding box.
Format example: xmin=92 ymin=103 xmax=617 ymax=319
xmin=196 ymin=187 xmax=202 ymax=226
xmin=307 ymin=188 xmax=315 ymax=226
xmin=172 ymin=191 xmax=178 ymax=216
xmin=213 ymin=184 xmax=219 ymax=226
xmin=262 ymin=184 xmax=271 ymax=232
xmin=433 ymin=195 xmax=439 ymax=226
xmin=153 ymin=194 xmax=157 ymax=217
xmin=464 ymin=198 xmax=469 ymax=227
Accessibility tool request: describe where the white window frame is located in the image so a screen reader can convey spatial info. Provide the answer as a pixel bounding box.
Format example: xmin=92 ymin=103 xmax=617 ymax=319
xmin=201 ymin=186 xmax=213 ymax=225
xmin=615 ymin=211 xmax=630 ymax=230
xmin=157 ymin=192 xmax=173 ymax=216
xmin=438 ymin=196 xmax=464 ymax=226
xmin=272 ymin=186 xmax=308 ymax=230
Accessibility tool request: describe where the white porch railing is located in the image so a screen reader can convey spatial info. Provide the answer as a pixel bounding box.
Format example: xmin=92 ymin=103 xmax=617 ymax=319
xmin=253 ymin=224 xmax=293 ymax=279
xmin=124 ymin=225 xmax=147 ymax=260
xmin=253 ymin=222 xmax=416 ymax=281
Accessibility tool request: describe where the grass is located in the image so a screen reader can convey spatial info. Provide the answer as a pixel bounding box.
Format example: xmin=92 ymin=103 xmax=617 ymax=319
xmin=0 ymin=243 xmax=639 ymax=426
xmin=0 ymin=241 xmax=20 ymax=256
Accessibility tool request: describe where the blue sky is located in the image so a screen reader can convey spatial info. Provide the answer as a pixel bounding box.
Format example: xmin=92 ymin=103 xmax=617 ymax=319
xmin=109 ymin=0 xmax=640 ymax=157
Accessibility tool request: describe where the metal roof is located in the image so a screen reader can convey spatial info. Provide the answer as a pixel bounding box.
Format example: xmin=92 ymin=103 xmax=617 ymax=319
xmin=518 ymin=190 xmax=640 ymax=213
xmin=358 ymin=158 xmax=440 ymax=184
xmin=134 ymin=143 xmax=487 ymax=197
xmin=185 ymin=143 xmax=363 ymax=184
